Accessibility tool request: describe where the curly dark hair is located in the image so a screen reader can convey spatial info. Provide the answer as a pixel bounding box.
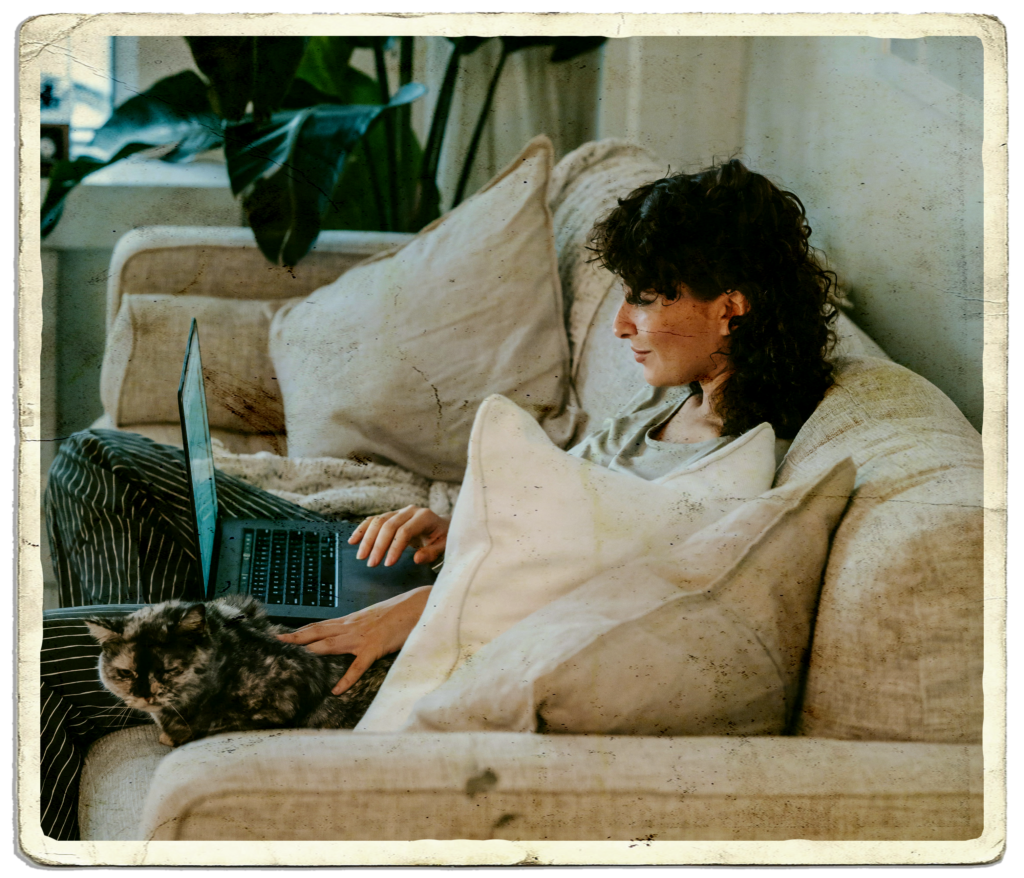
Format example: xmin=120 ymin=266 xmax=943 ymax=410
xmin=588 ymin=159 xmax=838 ymax=440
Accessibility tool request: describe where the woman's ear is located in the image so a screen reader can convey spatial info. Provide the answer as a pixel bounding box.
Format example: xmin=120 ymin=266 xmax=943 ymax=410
xmin=721 ymin=290 xmax=750 ymax=335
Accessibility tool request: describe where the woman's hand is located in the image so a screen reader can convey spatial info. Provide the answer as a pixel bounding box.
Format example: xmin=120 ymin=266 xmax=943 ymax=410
xmin=276 ymin=586 xmax=432 ymax=695
xmin=349 ymin=505 xmax=450 ymax=568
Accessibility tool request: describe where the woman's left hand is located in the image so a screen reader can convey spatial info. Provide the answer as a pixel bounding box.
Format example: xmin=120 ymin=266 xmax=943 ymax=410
xmin=350 ymin=506 xmax=449 ymax=568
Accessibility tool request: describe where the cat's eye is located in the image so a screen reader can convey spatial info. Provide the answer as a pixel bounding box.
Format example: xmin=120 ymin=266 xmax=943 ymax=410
xmin=113 ymin=669 xmax=135 ymax=680
xmin=160 ymin=666 xmax=183 ymax=678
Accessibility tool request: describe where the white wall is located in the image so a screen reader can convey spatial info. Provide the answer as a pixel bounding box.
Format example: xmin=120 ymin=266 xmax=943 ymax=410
xmin=742 ymin=36 xmax=983 ymax=430
xmin=598 ymin=37 xmax=749 ymax=172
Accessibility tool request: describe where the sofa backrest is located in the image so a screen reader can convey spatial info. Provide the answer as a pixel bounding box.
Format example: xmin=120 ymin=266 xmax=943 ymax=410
xmin=778 ymin=356 xmax=984 ymax=743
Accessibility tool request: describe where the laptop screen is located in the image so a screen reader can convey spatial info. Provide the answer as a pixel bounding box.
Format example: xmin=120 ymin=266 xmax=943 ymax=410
xmin=178 ymin=321 xmax=219 ymax=591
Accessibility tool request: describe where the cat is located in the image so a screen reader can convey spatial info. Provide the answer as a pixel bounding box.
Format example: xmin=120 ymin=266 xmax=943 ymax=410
xmin=85 ymin=595 xmax=393 ymax=747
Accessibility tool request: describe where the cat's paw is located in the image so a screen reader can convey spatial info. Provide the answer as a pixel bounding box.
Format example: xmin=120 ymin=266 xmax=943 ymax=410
xmin=158 ymin=731 xmax=174 ymax=747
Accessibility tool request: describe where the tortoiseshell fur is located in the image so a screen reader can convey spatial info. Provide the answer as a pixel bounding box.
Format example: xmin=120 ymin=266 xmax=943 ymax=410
xmin=85 ymin=595 xmax=392 ymax=746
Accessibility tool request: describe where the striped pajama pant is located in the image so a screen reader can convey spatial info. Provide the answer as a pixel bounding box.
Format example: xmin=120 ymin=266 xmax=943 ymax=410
xmin=40 ymin=429 xmax=327 ymax=841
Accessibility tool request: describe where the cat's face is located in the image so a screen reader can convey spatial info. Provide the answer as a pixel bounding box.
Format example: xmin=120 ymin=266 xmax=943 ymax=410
xmin=86 ymin=602 xmax=213 ymax=712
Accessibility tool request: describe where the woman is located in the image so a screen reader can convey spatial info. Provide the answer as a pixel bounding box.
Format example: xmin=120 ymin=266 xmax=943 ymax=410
xmin=38 ymin=159 xmax=837 ymax=840
xmin=278 ymin=158 xmax=838 ymax=689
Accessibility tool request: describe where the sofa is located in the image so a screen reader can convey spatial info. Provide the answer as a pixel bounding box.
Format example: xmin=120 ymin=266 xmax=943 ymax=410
xmin=70 ymin=139 xmax=986 ymax=859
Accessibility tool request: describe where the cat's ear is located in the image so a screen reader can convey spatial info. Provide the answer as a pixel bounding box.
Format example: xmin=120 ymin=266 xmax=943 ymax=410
xmin=84 ymin=617 xmax=125 ymax=645
xmin=176 ymin=604 xmax=207 ymax=636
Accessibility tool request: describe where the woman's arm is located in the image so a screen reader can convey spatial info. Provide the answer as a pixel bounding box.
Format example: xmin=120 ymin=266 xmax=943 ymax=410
xmin=276 ymin=506 xmax=449 ymax=693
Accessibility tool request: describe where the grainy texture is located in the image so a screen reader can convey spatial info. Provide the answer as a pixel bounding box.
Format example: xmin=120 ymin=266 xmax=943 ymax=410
xmin=86 ymin=595 xmax=390 ymax=745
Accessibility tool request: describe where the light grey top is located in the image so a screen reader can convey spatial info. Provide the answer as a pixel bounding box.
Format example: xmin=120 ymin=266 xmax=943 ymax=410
xmin=567 ymin=385 xmax=736 ymax=481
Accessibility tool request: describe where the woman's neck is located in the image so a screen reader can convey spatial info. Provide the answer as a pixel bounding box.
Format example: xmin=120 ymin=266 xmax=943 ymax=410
xmin=654 ymin=371 xmax=731 ymax=444
xmin=693 ymin=370 xmax=731 ymax=429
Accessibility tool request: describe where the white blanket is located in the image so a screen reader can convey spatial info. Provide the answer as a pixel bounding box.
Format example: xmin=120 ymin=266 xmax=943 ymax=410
xmin=211 ymin=439 xmax=462 ymax=520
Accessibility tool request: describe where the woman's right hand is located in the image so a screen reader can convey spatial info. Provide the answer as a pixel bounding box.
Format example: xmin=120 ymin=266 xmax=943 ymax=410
xmin=276 ymin=586 xmax=432 ymax=694
xmin=349 ymin=505 xmax=450 ymax=568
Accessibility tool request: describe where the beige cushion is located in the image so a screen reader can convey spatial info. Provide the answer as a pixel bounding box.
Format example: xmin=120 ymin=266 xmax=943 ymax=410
xmin=79 ymin=724 xmax=168 ymax=841
xmin=781 ymin=356 xmax=984 ymax=743
xmin=269 ymin=136 xmax=578 ymax=482
xmin=547 ymin=139 xmax=664 ymax=362
xmin=100 ymin=293 xmax=292 ymax=435
xmin=357 ymin=394 xmax=778 ymax=732
xmin=136 ymin=731 xmax=983 ymax=842
xmin=404 ymin=457 xmax=855 ymax=735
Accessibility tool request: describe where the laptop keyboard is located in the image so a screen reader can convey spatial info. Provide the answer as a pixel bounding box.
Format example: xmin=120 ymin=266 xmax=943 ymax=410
xmin=240 ymin=528 xmax=338 ymax=607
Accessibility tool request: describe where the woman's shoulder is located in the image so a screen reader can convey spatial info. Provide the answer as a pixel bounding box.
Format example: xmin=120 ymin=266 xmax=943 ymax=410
xmin=568 ymin=384 xmax=696 ymax=464
xmin=619 ymin=383 xmax=695 ymax=418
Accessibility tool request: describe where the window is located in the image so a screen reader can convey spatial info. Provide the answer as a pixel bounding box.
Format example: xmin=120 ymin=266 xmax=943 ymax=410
xmin=39 ymin=33 xmax=114 ymax=156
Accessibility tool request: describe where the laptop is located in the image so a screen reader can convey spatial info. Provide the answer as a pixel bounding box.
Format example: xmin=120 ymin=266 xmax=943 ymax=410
xmin=177 ymin=319 xmax=435 ymax=621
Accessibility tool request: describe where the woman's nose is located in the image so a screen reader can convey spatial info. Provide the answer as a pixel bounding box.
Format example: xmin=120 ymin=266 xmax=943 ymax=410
xmin=613 ymin=300 xmax=636 ymax=339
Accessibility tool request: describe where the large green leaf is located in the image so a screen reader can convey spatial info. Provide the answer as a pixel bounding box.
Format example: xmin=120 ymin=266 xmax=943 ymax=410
xmin=226 ymin=64 xmax=378 ymax=202
xmin=81 ymin=69 xmax=221 ymax=163
xmin=252 ymin=37 xmax=310 ymax=120
xmin=321 ymin=113 xmax=432 ymax=233
xmin=293 ymin=36 xmax=356 ymax=97
xmin=185 ymin=36 xmax=309 ymax=122
xmin=294 ymin=37 xmax=394 ymax=102
xmin=290 ymin=47 xmax=435 ymax=233
xmin=185 ymin=37 xmax=253 ymax=120
xmin=41 ymin=70 xmax=222 ymax=237
xmin=229 ymin=82 xmax=426 ymax=266
xmin=284 ymin=66 xmax=379 ymax=110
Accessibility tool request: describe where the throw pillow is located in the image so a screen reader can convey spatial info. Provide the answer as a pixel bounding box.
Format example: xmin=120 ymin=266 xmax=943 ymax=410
xmin=403 ymin=456 xmax=856 ymax=735
xmin=100 ymin=293 xmax=291 ymax=434
xmin=268 ymin=135 xmax=577 ymax=482
xmin=356 ymin=393 xmax=778 ymax=732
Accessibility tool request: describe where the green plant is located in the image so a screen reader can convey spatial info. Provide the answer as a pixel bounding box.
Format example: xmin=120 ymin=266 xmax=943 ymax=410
xmin=41 ymin=35 xmax=604 ymax=266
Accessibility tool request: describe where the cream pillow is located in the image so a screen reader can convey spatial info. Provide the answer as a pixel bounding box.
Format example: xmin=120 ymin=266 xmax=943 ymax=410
xmin=100 ymin=293 xmax=290 ymax=434
xmin=404 ymin=456 xmax=856 ymax=735
xmin=356 ymin=394 xmax=778 ymax=732
xmin=269 ymin=135 xmax=577 ymax=482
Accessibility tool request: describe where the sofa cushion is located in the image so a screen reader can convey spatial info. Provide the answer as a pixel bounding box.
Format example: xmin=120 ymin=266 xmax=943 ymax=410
xmin=780 ymin=356 xmax=985 ymax=743
xmin=100 ymin=293 xmax=292 ymax=436
xmin=136 ymin=731 xmax=984 ymax=842
xmin=269 ymin=135 xmax=578 ymax=482
xmin=79 ymin=724 xmax=167 ymax=841
xmin=547 ymin=139 xmax=664 ymax=362
xmin=403 ymin=457 xmax=854 ymax=735
xmin=357 ymin=394 xmax=777 ymax=732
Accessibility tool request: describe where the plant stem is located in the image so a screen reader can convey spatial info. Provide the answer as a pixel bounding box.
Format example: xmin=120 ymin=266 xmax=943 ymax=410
xmin=363 ymin=145 xmax=388 ymax=232
xmin=417 ymin=38 xmax=463 ymax=225
xmin=374 ymin=42 xmax=395 ymax=232
xmin=397 ymin=36 xmax=414 ymax=229
xmin=452 ymin=44 xmax=508 ymax=208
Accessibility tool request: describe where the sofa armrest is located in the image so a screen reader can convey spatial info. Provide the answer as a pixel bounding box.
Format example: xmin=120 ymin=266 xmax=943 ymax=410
xmin=139 ymin=730 xmax=982 ymax=845
xmin=106 ymin=226 xmax=414 ymax=334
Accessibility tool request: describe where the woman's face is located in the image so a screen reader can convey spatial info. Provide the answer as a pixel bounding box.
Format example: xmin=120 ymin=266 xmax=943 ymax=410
xmin=613 ymin=285 xmax=736 ymax=387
